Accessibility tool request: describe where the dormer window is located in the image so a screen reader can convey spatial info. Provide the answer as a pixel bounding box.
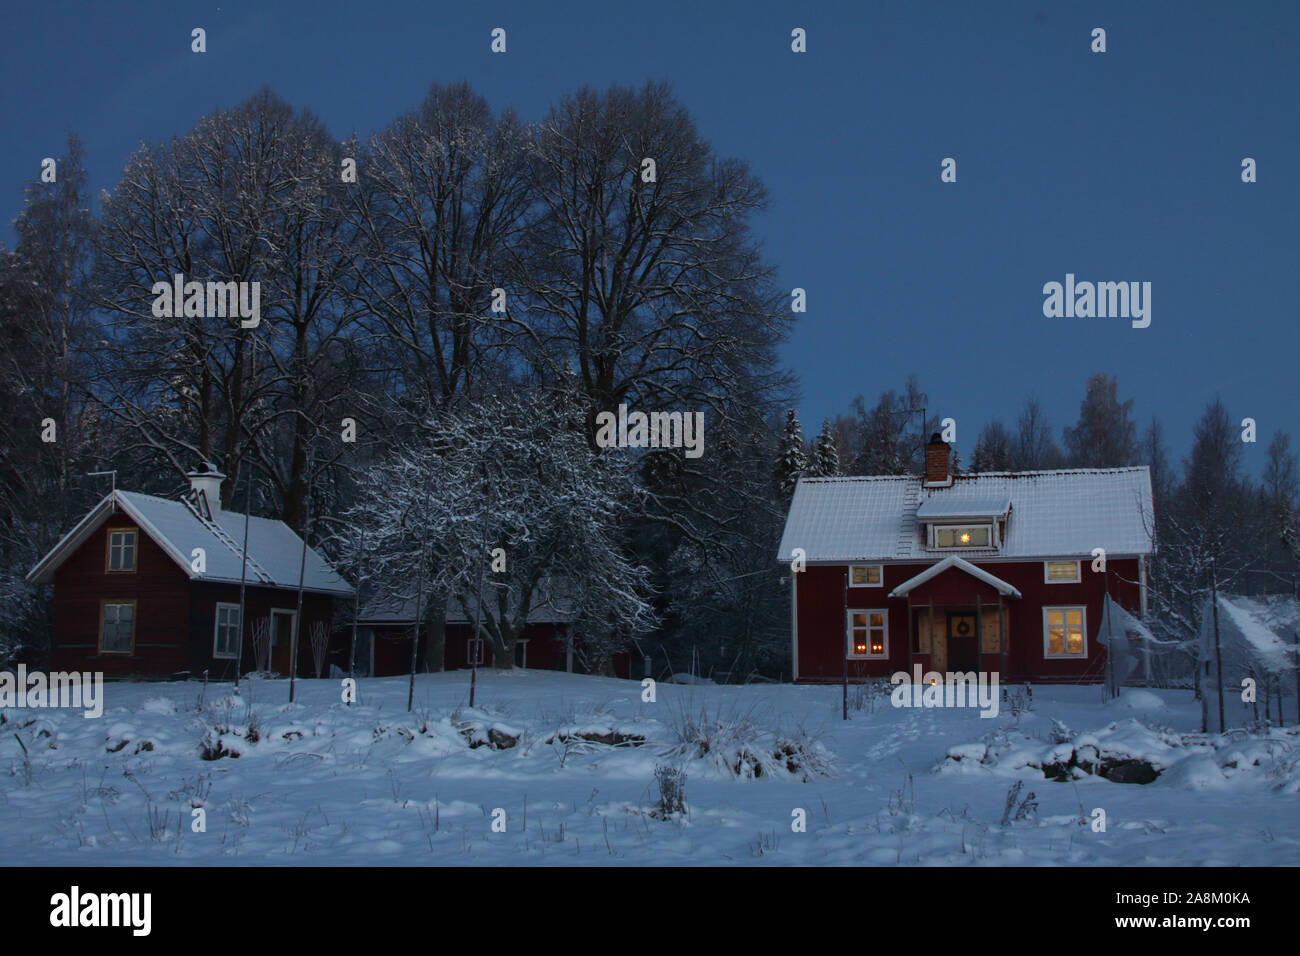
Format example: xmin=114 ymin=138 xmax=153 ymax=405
xmin=916 ymin=497 xmax=1008 ymax=552
xmin=930 ymin=523 xmax=993 ymax=549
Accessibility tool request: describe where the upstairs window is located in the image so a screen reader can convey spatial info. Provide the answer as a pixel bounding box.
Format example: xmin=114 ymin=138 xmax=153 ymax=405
xmin=107 ymin=529 xmax=137 ymax=572
xmin=1044 ymin=560 xmax=1081 ymax=583
xmin=931 ymin=524 xmax=992 ymax=549
xmin=849 ymin=564 xmax=882 ymax=587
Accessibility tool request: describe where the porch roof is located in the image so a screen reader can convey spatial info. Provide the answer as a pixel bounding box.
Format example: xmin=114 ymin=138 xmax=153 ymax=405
xmin=888 ymin=555 xmax=1022 ymax=600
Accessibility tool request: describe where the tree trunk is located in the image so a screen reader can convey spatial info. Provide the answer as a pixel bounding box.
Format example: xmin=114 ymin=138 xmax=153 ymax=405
xmin=421 ymin=595 xmax=446 ymax=672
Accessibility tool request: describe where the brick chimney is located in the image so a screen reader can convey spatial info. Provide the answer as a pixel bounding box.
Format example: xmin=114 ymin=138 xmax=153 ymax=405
xmin=186 ymin=462 xmax=226 ymax=514
xmin=924 ymin=434 xmax=951 ymax=486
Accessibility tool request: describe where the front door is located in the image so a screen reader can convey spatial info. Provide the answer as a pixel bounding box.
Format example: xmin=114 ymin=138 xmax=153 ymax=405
xmin=270 ymin=609 xmax=296 ymax=675
xmin=946 ymin=612 xmax=979 ymax=672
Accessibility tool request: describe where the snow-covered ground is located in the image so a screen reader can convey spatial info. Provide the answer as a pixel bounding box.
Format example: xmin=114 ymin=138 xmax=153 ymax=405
xmin=2 ymin=671 xmax=1297 ymax=865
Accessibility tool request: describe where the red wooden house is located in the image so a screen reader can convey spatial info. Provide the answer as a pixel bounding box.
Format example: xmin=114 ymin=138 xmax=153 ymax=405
xmin=342 ymin=584 xmax=630 ymax=678
xmin=777 ymin=437 xmax=1154 ymax=684
xmin=26 ymin=466 xmax=354 ymax=679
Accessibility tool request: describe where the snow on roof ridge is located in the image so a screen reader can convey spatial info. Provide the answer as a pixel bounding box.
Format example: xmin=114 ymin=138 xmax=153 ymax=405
xmin=119 ymin=488 xmax=276 ymax=522
xmin=889 ymin=555 xmax=1022 ymax=599
xmin=778 ymin=463 xmax=1153 ymax=563
xmin=800 ymin=465 xmax=1149 ymax=484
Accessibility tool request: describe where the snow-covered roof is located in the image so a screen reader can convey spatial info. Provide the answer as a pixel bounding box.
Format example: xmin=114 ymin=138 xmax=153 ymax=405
xmin=914 ymin=497 xmax=1012 ymax=520
xmin=27 ymin=490 xmax=354 ymax=596
xmin=888 ymin=556 xmax=1021 ymax=599
xmin=777 ymin=467 xmax=1153 ymax=563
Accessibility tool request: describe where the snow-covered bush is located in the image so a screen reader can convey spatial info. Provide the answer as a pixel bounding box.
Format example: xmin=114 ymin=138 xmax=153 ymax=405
xmin=667 ymin=701 xmax=833 ymax=780
xmin=654 ymin=763 xmax=687 ymax=817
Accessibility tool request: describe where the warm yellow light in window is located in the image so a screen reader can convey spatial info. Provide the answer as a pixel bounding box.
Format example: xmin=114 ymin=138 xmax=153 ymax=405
xmin=960 ymin=532 xmax=971 ymax=544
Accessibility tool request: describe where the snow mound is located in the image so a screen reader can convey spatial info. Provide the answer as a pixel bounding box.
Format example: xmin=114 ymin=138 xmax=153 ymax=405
xmin=1158 ymin=754 xmax=1230 ymax=790
xmin=1115 ymin=689 xmax=1166 ymax=711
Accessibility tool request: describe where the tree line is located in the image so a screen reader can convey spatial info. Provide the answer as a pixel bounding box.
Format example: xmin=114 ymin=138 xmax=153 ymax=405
xmin=1 ymin=80 xmax=1293 ymax=684
xmin=0 ymin=81 xmax=794 ymax=676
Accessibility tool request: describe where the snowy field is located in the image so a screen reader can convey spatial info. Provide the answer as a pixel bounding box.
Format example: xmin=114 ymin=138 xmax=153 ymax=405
xmin=2 ymin=671 xmax=1298 ymax=866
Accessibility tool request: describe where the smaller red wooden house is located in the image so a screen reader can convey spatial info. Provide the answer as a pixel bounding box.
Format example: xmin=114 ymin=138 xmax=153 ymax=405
xmin=26 ymin=466 xmax=354 ymax=679
xmin=777 ymin=437 xmax=1154 ymax=684
xmin=343 ymin=586 xmax=630 ymax=678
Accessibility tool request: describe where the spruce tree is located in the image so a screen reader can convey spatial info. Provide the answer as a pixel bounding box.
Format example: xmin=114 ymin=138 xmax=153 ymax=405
xmin=774 ymin=409 xmax=808 ymax=498
xmin=810 ymin=418 xmax=840 ymax=477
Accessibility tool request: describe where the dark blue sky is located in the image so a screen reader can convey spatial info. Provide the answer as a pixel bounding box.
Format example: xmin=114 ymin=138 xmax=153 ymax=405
xmin=2 ymin=0 xmax=1296 ymax=473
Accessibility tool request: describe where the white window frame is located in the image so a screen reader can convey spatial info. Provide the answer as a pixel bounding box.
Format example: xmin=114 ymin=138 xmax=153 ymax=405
xmin=1043 ymin=560 xmax=1081 ymax=583
xmin=848 ymin=564 xmax=883 ymax=587
xmin=213 ymin=602 xmax=241 ymax=660
xmin=100 ymin=601 xmax=135 ymax=654
xmin=107 ymin=529 xmax=137 ymax=572
xmin=846 ymin=608 xmax=889 ymax=660
xmin=928 ymin=522 xmax=996 ymax=550
xmin=1042 ymin=605 xmax=1087 ymax=659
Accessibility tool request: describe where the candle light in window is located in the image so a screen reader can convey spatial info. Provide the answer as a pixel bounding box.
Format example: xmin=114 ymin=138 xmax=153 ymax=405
xmin=959 ymin=531 xmax=971 ymax=544
xmin=871 ymin=639 xmax=883 ymax=654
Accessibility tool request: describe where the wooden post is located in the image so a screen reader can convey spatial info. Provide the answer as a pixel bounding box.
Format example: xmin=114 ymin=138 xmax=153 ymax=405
xmin=234 ymin=334 xmax=257 ymax=689
xmin=289 ymin=460 xmax=312 ymax=704
xmin=907 ymin=601 xmax=915 ymax=674
xmin=929 ymin=595 xmax=937 ymax=672
xmin=1105 ymin=570 xmax=1115 ymax=702
xmin=998 ymin=596 xmax=1006 ymax=680
xmin=1210 ymin=559 xmax=1225 ymax=733
xmin=841 ymin=568 xmax=848 ymax=721
xmin=975 ymin=595 xmax=983 ymax=676
xmin=348 ymin=529 xmax=363 ymax=702
xmin=408 ymin=541 xmax=427 ymax=713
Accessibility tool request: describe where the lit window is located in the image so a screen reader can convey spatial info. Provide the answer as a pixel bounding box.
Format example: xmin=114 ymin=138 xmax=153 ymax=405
xmin=107 ymin=530 xmax=137 ymax=571
xmin=847 ymin=610 xmax=888 ymax=659
xmin=1044 ymin=561 xmax=1081 ymax=583
xmin=214 ymin=603 xmax=241 ymax=659
xmin=100 ymin=602 xmax=135 ymax=654
xmin=1044 ymin=606 xmax=1086 ymax=658
xmin=850 ymin=564 xmax=882 ymax=587
xmin=933 ymin=525 xmax=992 ymax=549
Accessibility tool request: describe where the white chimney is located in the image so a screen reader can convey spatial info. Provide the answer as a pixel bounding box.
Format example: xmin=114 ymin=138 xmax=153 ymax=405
xmin=186 ymin=463 xmax=226 ymax=514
